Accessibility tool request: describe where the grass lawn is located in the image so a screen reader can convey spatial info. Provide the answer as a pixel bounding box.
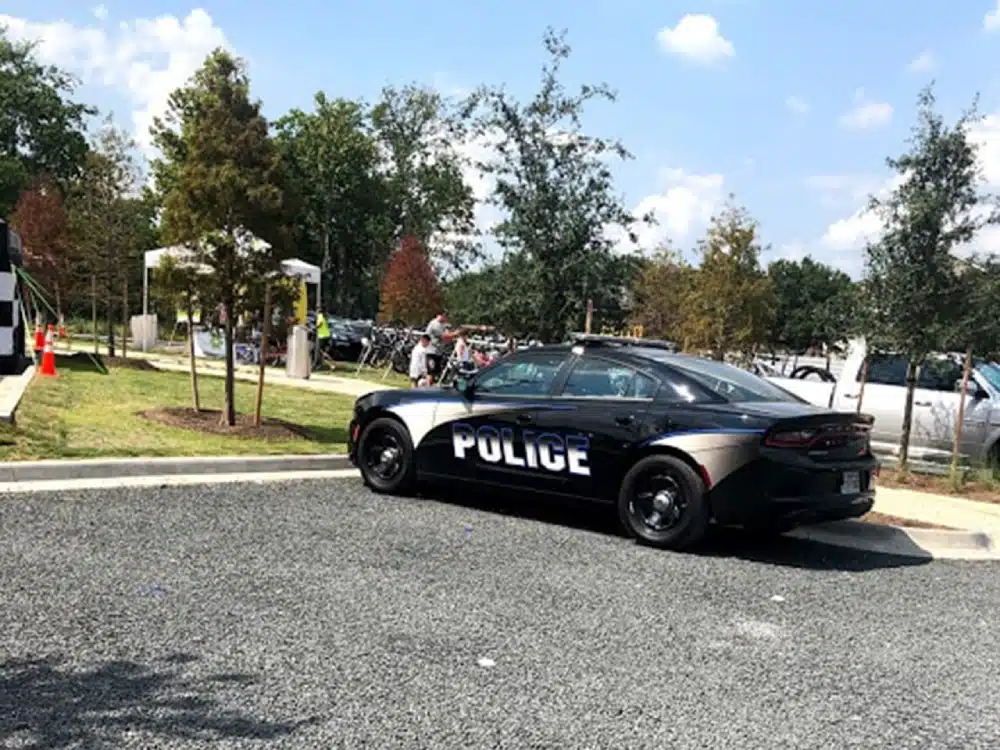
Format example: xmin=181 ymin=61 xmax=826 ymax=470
xmin=0 ymin=354 xmax=355 ymax=460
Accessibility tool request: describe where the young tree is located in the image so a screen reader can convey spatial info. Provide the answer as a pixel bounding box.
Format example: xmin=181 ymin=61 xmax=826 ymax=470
xmin=65 ymin=122 xmax=145 ymax=357
xmin=685 ymin=200 xmax=775 ymax=360
xmin=372 ymin=84 xmax=478 ymax=273
xmin=150 ymin=49 xmax=291 ymax=426
xmin=863 ymin=86 xmax=998 ymax=470
xmin=275 ymin=94 xmax=389 ymax=315
xmin=11 ymin=174 xmax=72 ymax=318
xmin=156 ymin=253 xmax=206 ymax=411
xmin=466 ymin=28 xmax=651 ymax=343
xmin=0 ymin=30 xmax=94 ymax=215
xmin=630 ymin=245 xmax=695 ymax=343
xmin=378 ymin=236 xmax=443 ymax=325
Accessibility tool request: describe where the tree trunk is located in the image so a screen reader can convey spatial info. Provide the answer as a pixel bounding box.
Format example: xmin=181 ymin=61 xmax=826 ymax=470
xmin=898 ymin=359 xmax=919 ymax=471
xmin=951 ymin=345 xmax=973 ymax=475
xmin=106 ymin=300 xmax=115 ymax=358
xmin=91 ymin=275 xmax=98 ymax=355
xmin=187 ymin=299 xmax=200 ymax=412
xmin=122 ymin=277 xmax=128 ymax=360
xmin=222 ymin=301 xmax=236 ymax=426
xmin=254 ymin=285 xmax=272 ymax=427
xmin=855 ymin=356 xmax=869 ymax=414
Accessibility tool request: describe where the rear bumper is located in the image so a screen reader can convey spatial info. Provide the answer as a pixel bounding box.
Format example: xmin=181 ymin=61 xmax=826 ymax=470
xmin=710 ymin=456 xmax=879 ymax=527
xmin=347 ymin=418 xmax=359 ymax=465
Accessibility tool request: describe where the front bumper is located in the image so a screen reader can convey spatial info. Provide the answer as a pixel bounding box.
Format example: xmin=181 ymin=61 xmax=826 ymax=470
xmin=710 ymin=455 xmax=879 ymax=527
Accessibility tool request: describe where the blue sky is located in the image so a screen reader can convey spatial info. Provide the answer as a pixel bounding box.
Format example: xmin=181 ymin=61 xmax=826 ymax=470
xmin=4 ymin=0 xmax=1000 ymax=277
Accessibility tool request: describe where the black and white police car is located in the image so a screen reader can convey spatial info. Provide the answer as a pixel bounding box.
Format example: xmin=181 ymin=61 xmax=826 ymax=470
xmin=347 ymin=334 xmax=878 ymax=550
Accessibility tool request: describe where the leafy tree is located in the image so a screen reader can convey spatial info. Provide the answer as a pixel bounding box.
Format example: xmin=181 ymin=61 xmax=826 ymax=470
xmin=465 ymin=28 xmax=650 ymax=343
xmin=150 ymin=49 xmax=291 ymax=426
xmin=371 ymin=84 xmax=478 ymax=273
xmin=863 ymin=86 xmax=998 ymax=470
xmin=768 ymin=256 xmax=854 ymax=354
xmin=275 ymin=94 xmax=389 ymax=315
xmin=684 ymin=200 xmax=775 ymax=360
xmin=630 ymin=245 xmax=695 ymax=343
xmin=0 ymin=30 xmax=94 ymax=215
xmin=11 ymin=174 xmax=72 ymax=318
xmin=65 ymin=122 xmax=146 ymax=356
xmin=378 ymin=235 xmax=443 ymax=325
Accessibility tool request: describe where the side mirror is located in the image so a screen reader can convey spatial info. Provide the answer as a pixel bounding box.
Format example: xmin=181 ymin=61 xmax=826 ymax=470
xmin=955 ymin=378 xmax=989 ymax=399
xmin=454 ymin=376 xmax=473 ymax=397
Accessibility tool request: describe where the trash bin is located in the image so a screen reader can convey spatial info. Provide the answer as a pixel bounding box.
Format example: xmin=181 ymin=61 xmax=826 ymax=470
xmin=286 ymin=324 xmax=311 ymax=379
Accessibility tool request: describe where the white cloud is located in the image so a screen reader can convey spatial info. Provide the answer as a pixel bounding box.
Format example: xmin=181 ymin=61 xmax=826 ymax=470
xmin=839 ymin=88 xmax=893 ymax=131
xmin=656 ymin=14 xmax=734 ymax=65
xmin=985 ymin=0 xmax=1000 ymax=31
xmin=92 ymin=5 xmax=108 ymax=21
xmin=609 ymin=167 xmax=726 ymax=253
xmin=0 ymin=9 xmax=230 ymax=154
xmin=785 ymin=96 xmax=809 ymax=115
xmin=906 ymin=51 xmax=935 ymax=73
xmin=804 ymin=174 xmax=881 ymax=209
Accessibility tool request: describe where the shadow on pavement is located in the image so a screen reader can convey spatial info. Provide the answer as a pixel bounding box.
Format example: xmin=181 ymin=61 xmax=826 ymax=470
xmin=0 ymin=652 xmax=319 ymax=748
xmin=424 ymin=484 xmax=931 ymax=572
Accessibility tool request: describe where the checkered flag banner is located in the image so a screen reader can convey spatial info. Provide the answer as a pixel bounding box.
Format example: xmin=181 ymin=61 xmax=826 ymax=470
xmin=0 ymin=219 xmax=23 ymax=364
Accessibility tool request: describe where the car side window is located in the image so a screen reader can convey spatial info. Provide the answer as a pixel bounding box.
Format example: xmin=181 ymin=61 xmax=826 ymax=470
xmin=561 ymin=358 xmax=658 ymax=399
xmin=862 ymin=356 xmax=908 ymax=386
xmin=917 ymin=359 xmax=964 ymax=392
xmin=475 ymin=353 xmax=567 ymax=396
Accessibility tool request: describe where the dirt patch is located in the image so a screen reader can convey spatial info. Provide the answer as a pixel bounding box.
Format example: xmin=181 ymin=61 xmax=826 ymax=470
xmin=878 ymin=468 xmax=1000 ymax=505
xmin=858 ymin=511 xmax=957 ymax=531
xmin=139 ymin=407 xmax=315 ymax=440
xmin=104 ymin=356 xmax=158 ymax=371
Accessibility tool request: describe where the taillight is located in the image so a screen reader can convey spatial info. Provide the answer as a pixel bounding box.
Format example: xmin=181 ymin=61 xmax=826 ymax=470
xmin=764 ymin=429 xmax=817 ymax=448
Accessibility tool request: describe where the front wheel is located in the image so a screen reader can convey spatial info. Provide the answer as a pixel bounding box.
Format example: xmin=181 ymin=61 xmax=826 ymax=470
xmin=617 ymin=455 xmax=710 ymax=550
xmin=357 ymin=417 xmax=416 ymax=494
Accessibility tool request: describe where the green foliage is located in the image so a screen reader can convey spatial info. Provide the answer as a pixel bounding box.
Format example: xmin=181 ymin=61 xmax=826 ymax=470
xmin=463 ymin=28 xmax=650 ymax=342
xmin=768 ymin=256 xmax=855 ymax=353
xmin=629 ymin=245 xmax=695 ymax=343
xmin=0 ymin=29 xmax=95 ymax=215
xmin=684 ymin=200 xmax=775 ymax=359
xmin=274 ymin=93 xmax=389 ymax=315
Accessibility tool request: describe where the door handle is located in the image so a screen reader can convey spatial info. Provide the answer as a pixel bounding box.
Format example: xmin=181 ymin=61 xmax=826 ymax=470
xmin=515 ymin=414 xmax=534 ymax=425
xmin=914 ymin=401 xmax=932 ymax=407
xmin=615 ymin=414 xmax=636 ymax=426
xmin=843 ymin=394 xmax=858 ymax=400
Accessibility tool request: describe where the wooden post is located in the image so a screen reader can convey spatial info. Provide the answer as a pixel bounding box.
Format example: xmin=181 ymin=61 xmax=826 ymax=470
xmin=254 ymin=284 xmax=272 ymax=427
xmin=91 ymin=274 xmax=98 ymax=354
xmin=952 ymin=345 xmax=973 ymax=474
xmin=584 ymin=299 xmax=593 ymax=334
xmin=856 ymin=356 xmax=869 ymax=414
xmin=122 ymin=277 xmax=129 ymax=360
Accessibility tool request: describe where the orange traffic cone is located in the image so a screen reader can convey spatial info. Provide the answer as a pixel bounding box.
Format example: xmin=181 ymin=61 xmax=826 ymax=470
xmin=40 ymin=325 xmax=57 ymax=377
xmin=58 ymin=314 xmax=67 ymax=341
xmin=33 ymin=320 xmax=45 ymax=352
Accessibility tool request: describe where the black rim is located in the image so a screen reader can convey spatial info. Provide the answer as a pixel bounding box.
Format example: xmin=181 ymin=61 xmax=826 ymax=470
xmin=629 ymin=470 xmax=687 ymax=533
xmin=362 ymin=427 xmax=405 ymax=481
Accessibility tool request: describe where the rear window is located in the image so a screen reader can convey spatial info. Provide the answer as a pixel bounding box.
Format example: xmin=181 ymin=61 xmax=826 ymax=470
xmin=643 ymin=351 xmax=806 ymax=404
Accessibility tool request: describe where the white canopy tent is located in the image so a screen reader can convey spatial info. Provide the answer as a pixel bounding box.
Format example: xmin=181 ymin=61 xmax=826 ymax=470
xmin=141 ymin=243 xmax=321 ymax=315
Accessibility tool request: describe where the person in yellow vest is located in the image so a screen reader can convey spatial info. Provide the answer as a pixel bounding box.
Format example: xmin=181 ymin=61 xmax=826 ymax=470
xmin=314 ymin=306 xmax=331 ymax=367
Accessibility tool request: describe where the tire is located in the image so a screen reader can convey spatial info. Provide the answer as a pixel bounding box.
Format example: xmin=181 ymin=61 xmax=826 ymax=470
xmin=356 ymin=416 xmax=416 ymax=494
xmin=617 ymin=454 xmax=710 ymax=550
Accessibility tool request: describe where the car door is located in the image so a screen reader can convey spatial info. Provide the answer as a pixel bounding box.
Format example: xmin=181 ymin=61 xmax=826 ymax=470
xmin=848 ymin=355 xmax=909 ymax=451
xmin=537 ymin=354 xmax=659 ymax=500
xmin=912 ymin=358 xmax=991 ymax=459
xmin=417 ymin=350 xmax=574 ymax=490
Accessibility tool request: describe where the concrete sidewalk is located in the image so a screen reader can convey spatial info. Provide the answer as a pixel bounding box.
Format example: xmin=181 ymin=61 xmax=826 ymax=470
xmin=873 ymin=485 xmax=1000 ymax=534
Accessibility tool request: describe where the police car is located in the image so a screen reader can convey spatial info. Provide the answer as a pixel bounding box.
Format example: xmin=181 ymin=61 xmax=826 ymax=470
xmin=347 ymin=334 xmax=877 ymax=551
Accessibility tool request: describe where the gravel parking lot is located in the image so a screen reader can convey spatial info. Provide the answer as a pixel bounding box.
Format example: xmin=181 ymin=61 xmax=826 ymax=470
xmin=1 ymin=477 xmax=999 ymax=749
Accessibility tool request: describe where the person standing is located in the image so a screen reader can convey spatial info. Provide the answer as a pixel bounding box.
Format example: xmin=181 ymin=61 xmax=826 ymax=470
xmin=314 ymin=306 xmax=331 ymax=367
xmin=424 ymin=311 xmax=457 ymax=385
xmin=409 ymin=333 xmax=431 ymax=387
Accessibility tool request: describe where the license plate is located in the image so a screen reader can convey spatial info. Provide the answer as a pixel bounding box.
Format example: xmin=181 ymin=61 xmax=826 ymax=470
xmin=841 ymin=471 xmax=861 ymax=495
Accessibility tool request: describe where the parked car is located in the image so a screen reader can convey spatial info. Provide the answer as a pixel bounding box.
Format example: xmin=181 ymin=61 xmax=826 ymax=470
xmin=347 ymin=333 xmax=877 ymax=551
xmin=767 ymin=338 xmax=1000 ymax=467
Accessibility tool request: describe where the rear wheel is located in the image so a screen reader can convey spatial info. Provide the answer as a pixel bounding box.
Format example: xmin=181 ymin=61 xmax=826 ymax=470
xmin=357 ymin=417 xmax=416 ymax=494
xmin=617 ymin=455 xmax=710 ymax=550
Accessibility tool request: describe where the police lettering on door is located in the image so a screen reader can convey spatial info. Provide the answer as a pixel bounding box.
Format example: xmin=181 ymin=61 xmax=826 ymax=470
xmin=451 ymin=423 xmax=590 ymax=476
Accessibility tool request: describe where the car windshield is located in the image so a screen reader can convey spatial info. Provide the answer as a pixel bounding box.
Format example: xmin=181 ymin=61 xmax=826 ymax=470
xmin=643 ymin=350 xmax=806 ymax=404
xmin=976 ymin=361 xmax=1000 ymax=392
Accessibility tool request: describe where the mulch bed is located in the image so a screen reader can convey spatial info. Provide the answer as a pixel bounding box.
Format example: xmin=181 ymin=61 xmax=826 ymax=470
xmin=139 ymin=407 xmax=314 ymax=440
xmin=877 ymin=468 xmax=1000 ymax=505
xmin=858 ymin=511 xmax=956 ymax=531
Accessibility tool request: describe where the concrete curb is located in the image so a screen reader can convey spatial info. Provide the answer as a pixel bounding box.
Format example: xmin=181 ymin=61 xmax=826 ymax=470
xmin=0 ymin=365 xmax=36 ymax=424
xmin=0 ymin=453 xmax=352 ymax=483
xmin=788 ymin=520 xmax=1000 ymax=561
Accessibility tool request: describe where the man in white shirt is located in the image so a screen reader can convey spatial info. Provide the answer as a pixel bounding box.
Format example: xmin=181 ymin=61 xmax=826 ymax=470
xmin=424 ymin=311 xmax=457 ymax=385
xmin=409 ymin=333 xmax=431 ymax=387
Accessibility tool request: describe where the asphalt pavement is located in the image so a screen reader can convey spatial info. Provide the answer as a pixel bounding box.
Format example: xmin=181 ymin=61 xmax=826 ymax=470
xmin=1 ymin=477 xmax=998 ymax=749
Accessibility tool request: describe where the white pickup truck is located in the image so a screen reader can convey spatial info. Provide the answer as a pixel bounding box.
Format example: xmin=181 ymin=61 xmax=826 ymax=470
xmin=766 ymin=339 xmax=1000 ymax=467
